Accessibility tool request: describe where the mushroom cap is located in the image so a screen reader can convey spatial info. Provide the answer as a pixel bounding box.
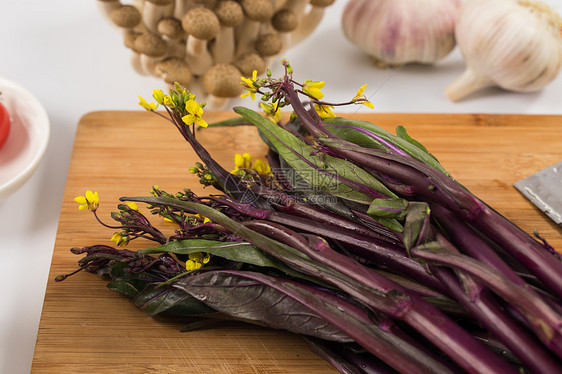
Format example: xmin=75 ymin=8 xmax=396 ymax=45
xmin=133 ymin=33 xmax=167 ymax=57
xmin=145 ymin=0 xmax=173 ymax=5
xmin=110 ymin=5 xmax=141 ymax=28
xmin=241 ymin=0 xmax=274 ymax=22
xmin=234 ymin=52 xmax=266 ymax=76
xmin=310 ymin=0 xmax=335 ymax=7
xmin=182 ymin=8 xmax=220 ymax=40
xmin=157 ymin=17 xmax=184 ymax=39
xmin=214 ymin=1 xmax=244 ymax=28
xmin=203 ymin=64 xmax=243 ymax=97
xmin=271 ymin=9 xmax=298 ymax=32
xmin=157 ymin=58 xmax=193 ymax=86
xmin=255 ymin=33 xmax=283 ymax=57
xmin=123 ymin=30 xmax=142 ymax=49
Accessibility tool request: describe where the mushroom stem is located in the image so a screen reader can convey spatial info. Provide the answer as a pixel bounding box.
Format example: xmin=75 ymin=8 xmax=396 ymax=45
xmin=445 ymin=68 xmax=493 ymax=102
xmin=174 ymin=0 xmax=192 ymax=18
xmin=140 ymin=55 xmax=161 ymax=76
xmin=235 ymin=20 xmax=262 ymax=55
xmin=186 ymin=37 xmax=214 ymax=76
xmin=213 ymin=1 xmax=244 ymax=65
xmin=142 ymin=2 xmax=174 ymax=33
xmin=274 ymin=0 xmax=290 ymax=11
xmin=236 ymin=0 xmax=275 ymax=56
xmin=164 ymin=38 xmax=185 ymax=58
xmin=213 ymin=28 xmax=236 ymax=64
xmin=181 ymin=7 xmax=220 ymax=76
xmin=130 ymin=53 xmax=147 ymax=75
xmin=289 ymin=6 xmax=325 ymax=46
xmin=281 ymin=0 xmax=308 ymax=20
xmin=158 ymin=18 xmax=186 ymax=58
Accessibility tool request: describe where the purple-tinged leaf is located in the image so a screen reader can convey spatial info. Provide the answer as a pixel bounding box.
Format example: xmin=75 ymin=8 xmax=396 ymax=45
xmin=176 ymin=270 xmax=454 ymax=374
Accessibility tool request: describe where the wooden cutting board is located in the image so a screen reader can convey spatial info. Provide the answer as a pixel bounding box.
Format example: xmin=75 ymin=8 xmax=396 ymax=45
xmin=32 ymin=111 xmax=562 ymax=373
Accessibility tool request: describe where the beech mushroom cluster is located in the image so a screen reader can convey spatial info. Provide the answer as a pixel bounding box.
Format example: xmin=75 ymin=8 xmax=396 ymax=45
xmin=96 ymin=0 xmax=334 ymax=108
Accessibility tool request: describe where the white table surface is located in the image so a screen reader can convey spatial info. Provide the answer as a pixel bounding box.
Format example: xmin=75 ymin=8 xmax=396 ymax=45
xmin=1 ymin=1 xmax=561 ymax=372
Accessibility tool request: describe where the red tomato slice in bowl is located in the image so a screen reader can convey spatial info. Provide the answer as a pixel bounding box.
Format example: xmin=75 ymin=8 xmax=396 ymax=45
xmin=0 ymin=101 xmax=10 ymax=150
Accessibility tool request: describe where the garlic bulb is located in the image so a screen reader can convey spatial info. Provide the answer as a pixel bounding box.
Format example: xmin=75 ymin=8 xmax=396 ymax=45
xmin=446 ymin=0 xmax=562 ymax=101
xmin=341 ymin=0 xmax=461 ymax=66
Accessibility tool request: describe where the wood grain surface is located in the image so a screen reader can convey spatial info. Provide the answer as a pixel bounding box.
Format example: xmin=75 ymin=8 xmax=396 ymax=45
xmin=32 ymin=111 xmax=562 ymax=373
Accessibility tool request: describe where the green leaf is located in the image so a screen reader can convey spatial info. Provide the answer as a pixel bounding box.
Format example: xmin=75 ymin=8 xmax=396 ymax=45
xmin=175 ymin=270 xmax=353 ymax=342
xmin=107 ymin=279 xmax=143 ymax=299
xmin=395 ymin=126 xmax=429 ymax=154
xmin=106 ymin=261 xmax=154 ymax=299
xmin=371 ymin=217 xmax=404 ymax=233
xmin=403 ymin=202 xmax=431 ymax=251
xmin=122 ymin=196 xmax=386 ymax=298
xmin=201 ymin=116 xmax=252 ymax=129
xmin=367 ymin=198 xmax=409 ymax=220
xmin=131 ymin=283 xmax=216 ymax=316
xmin=323 ymin=117 xmax=447 ymax=175
xmin=140 ymin=239 xmax=300 ymax=276
xmin=233 ymin=107 xmax=397 ymax=204
xmin=366 ymin=198 xmax=410 ymax=232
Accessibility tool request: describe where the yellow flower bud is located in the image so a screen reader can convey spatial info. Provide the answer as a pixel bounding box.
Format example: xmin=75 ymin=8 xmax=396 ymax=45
xmin=152 ymin=89 xmax=165 ymax=104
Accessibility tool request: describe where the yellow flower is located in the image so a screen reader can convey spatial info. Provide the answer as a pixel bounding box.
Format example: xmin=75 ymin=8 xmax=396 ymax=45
xmin=150 ymin=185 xmax=159 ymax=196
xmin=185 ymin=259 xmax=202 ymax=271
xmin=313 ymin=103 xmax=336 ymax=119
xmin=260 ymin=102 xmax=281 ymax=124
xmin=231 ymin=152 xmax=253 ymax=173
xmin=74 ymin=190 xmax=99 ymax=211
xmin=352 ymin=84 xmax=374 ymax=109
xmin=191 ymin=252 xmax=211 ymax=263
xmin=111 ymin=232 xmax=129 ymax=247
xmin=163 ymin=95 xmax=175 ymax=108
xmin=152 ymin=89 xmax=165 ymax=104
xmin=360 ymin=100 xmax=375 ymax=109
xmin=240 ymin=70 xmax=259 ymax=101
xmin=174 ymin=82 xmax=187 ymax=95
xmin=233 ymin=153 xmax=244 ymax=169
xmin=353 ymin=84 xmax=367 ymax=100
xmin=185 ymin=251 xmax=211 ymax=271
xmin=231 ymin=152 xmax=272 ymax=176
xmin=138 ymin=95 xmax=158 ymax=111
xmin=182 ymin=100 xmax=208 ymax=128
xmin=193 ymin=214 xmax=211 ymax=224
xmin=303 ymin=80 xmax=325 ymax=100
xmin=253 ymin=159 xmax=272 ymax=175
xmin=125 ymin=202 xmax=138 ymax=210
xmin=238 ymin=152 xmax=253 ymax=168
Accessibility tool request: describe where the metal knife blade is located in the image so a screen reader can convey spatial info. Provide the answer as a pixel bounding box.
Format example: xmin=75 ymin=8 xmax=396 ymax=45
xmin=514 ymin=161 xmax=562 ymax=226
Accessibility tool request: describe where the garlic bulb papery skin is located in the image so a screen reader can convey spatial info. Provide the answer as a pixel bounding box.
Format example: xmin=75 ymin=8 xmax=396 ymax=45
xmin=445 ymin=0 xmax=562 ymax=102
xmin=341 ymin=0 xmax=461 ymax=67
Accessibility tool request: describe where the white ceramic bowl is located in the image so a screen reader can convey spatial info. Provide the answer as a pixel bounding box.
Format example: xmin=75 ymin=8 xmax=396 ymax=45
xmin=0 ymin=76 xmax=50 ymax=202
